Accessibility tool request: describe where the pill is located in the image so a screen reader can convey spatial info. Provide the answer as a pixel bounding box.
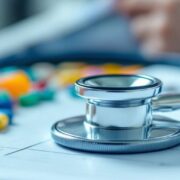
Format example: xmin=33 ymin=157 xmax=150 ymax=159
xmin=31 ymin=63 xmax=55 ymax=81
xmin=0 ymin=113 xmax=9 ymax=130
xmin=102 ymin=63 xmax=122 ymax=74
xmin=57 ymin=69 xmax=82 ymax=87
xmin=0 ymin=71 xmax=31 ymax=99
xmin=81 ymin=66 xmax=104 ymax=76
xmin=47 ymin=76 xmax=59 ymax=90
xmin=19 ymin=92 xmax=41 ymax=107
xmin=40 ymin=89 xmax=55 ymax=101
xmin=0 ymin=91 xmax=12 ymax=101
xmin=56 ymin=62 xmax=86 ymax=87
xmin=0 ymin=109 xmax=13 ymax=125
xmin=119 ymin=65 xmax=142 ymax=74
xmin=0 ymin=91 xmax=13 ymax=110
xmin=33 ymin=80 xmax=47 ymax=90
xmin=0 ymin=100 xmax=13 ymax=110
xmin=67 ymin=85 xmax=80 ymax=99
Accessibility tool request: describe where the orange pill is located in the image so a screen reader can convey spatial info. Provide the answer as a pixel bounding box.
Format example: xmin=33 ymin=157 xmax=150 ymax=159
xmin=0 ymin=71 xmax=31 ymax=99
xmin=119 ymin=65 xmax=142 ymax=74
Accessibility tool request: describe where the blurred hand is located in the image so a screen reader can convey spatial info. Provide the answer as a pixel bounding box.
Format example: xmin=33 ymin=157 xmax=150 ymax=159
xmin=119 ymin=0 xmax=180 ymax=55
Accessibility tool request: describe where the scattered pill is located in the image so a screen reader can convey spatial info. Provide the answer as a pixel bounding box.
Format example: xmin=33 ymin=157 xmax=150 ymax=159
xmin=0 ymin=91 xmax=13 ymax=110
xmin=119 ymin=65 xmax=142 ymax=74
xmin=0 ymin=109 xmax=13 ymax=125
xmin=57 ymin=69 xmax=82 ymax=87
xmin=33 ymin=80 xmax=47 ymax=90
xmin=0 ymin=91 xmax=12 ymax=101
xmin=0 ymin=71 xmax=31 ymax=99
xmin=19 ymin=92 xmax=40 ymax=107
xmin=102 ymin=63 xmax=122 ymax=74
xmin=67 ymin=85 xmax=80 ymax=99
xmin=0 ymin=100 xmax=13 ymax=110
xmin=81 ymin=66 xmax=104 ymax=76
xmin=31 ymin=63 xmax=55 ymax=81
xmin=0 ymin=113 xmax=9 ymax=130
xmin=40 ymin=88 xmax=55 ymax=101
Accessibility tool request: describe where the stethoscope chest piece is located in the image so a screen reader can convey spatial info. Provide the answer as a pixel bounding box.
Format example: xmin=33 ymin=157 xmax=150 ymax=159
xmin=51 ymin=74 xmax=180 ymax=153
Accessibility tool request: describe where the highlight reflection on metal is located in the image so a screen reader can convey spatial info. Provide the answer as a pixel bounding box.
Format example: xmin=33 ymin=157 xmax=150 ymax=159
xmin=51 ymin=74 xmax=180 ymax=153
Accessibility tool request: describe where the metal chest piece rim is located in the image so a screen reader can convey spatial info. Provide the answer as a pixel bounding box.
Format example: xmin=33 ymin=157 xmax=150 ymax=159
xmin=51 ymin=74 xmax=180 ymax=153
xmin=51 ymin=115 xmax=180 ymax=153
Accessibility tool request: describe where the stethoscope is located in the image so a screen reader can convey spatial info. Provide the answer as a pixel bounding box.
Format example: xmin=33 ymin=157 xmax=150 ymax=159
xmin=51 ymin=74 xmax=180 ymax=153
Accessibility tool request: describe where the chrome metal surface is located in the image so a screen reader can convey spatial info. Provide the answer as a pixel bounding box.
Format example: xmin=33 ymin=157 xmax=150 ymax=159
xmin=51 ymin=74 xmax=180 ymax=153
xmin=153 ymin=93 xmax=180 ymax=112
xmin=76 ymin=74 xmax=162 ymax=128
xmin=51 ymin=115 xmax=180 ymax=153
xmin=85 ymin=100 xmax=152 ymax=128
xmin=75 ymin=74 xmax=162 ymax=101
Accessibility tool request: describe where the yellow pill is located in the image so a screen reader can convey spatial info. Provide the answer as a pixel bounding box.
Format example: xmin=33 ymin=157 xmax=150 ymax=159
xmin=102 ymin=63 xmax=122 ymax=74
xmin=0 ymin=114 xmax=9 ymax=130
xmin=57 ymin=69 xmax=82 ymax=87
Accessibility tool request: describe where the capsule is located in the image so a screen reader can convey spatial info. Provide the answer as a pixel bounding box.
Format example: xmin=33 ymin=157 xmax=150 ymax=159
xmin=0 ymin=113 xmax=9 ymax=130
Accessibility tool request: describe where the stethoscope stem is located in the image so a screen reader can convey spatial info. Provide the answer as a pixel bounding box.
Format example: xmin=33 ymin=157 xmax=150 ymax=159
xmin=152 ymin=93 xmax=180 ymax=112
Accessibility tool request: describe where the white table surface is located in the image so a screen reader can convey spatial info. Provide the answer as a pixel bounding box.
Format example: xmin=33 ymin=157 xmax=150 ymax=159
xmin=1 ymin=65 xmax=180 ymax=180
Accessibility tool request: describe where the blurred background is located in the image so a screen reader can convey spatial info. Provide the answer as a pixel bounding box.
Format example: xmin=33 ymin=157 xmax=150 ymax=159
xmin=1 ymin=0 xmax=180 ymax=68
xmin=0 ymin=0 xmax=140 ymax=66
xmin=0 ymin=0 xmax=59 ymax=29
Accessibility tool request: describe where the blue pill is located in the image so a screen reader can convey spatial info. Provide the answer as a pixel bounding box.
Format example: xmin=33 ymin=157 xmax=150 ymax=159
xmin=0 ymin=99 xmax=13 ymax=110
xmin=67 ymin=85 xmax=81 ymax=99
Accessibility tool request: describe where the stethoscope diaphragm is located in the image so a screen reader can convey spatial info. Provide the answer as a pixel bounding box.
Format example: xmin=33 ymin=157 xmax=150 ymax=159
xmin=51 ymin=74 xmax=180 ymax=153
